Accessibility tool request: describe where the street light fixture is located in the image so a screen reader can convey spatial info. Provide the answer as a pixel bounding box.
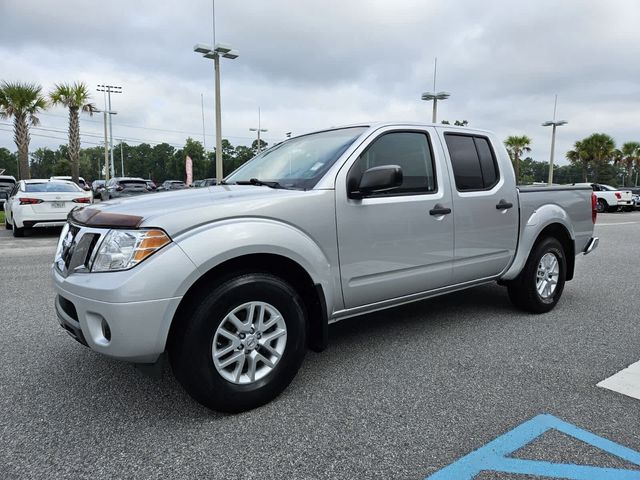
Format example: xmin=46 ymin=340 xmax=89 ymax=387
xmin=542 ymin=95 xmax=567 ymax=185
xmin=421 ymin=57 xmax=450 ymax=123
xmin=421 ymin=91 xmax=450 ymax=123
xmin=194 ymin=43 xmax=239 ymax=183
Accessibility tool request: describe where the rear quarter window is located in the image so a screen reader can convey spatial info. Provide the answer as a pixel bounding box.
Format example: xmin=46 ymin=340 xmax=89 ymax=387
xmin=444 ymin=133 xmax=500 ymax=191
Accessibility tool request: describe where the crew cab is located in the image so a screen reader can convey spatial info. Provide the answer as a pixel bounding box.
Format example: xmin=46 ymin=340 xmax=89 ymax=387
xmin=51 ymin=123 xmax=598 ymax=412
xmin=576 ymin=183 xmax=633 ymax=212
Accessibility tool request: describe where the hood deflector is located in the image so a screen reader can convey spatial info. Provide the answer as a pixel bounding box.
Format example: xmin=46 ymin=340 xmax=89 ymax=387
xmin=69 ymin=207 xmax=144 ymax=228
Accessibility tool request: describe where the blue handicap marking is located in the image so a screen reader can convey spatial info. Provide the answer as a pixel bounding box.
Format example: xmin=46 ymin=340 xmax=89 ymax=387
xmin=427 ymin=414 xmax=640 ymax=479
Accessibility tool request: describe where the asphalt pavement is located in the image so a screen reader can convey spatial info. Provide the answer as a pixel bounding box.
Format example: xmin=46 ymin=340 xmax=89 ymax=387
xmin=1 ymin=213 xmax=639 ymax=479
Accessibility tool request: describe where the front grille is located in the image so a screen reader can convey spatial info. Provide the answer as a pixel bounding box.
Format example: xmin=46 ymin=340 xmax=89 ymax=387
xmin=59 ymin=225 xmax=101 ymax=274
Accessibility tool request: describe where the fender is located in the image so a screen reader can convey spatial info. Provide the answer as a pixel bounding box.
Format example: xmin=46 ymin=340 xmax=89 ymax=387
xmin=173 ymin=217 xmax=337 ymax=314
xmin=501 ymin=204 xmax=575 ymax=281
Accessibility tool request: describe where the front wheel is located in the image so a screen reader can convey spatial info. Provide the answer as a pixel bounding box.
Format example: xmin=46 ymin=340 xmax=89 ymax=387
xmin=169 ymin=273 xmax=307 ymax=413
xmin=5 ymin=216 xmax=12 ymax=230
xmin=507 ymin=237 xmax=566 ymax=313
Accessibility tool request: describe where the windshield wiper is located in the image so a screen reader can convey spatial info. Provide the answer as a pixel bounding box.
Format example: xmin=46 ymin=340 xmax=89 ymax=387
xmin=231 ymin=178 xmax=286 ymax=189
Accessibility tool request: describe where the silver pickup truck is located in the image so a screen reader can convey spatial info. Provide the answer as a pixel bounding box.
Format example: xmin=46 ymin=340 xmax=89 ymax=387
xmin=52 ymin=123 xmax=598 ymax=412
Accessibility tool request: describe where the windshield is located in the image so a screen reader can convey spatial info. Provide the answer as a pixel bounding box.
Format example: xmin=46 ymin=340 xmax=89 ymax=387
xmin=25 ymin=182 xmax=82 ymax=193
xmin=225 ymin=127 xmax=367 ymax=189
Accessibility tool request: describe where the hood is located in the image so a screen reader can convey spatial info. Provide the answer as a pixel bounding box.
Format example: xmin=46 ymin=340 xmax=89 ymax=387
xmin=75 ymin=185 xmax=312 ymax=236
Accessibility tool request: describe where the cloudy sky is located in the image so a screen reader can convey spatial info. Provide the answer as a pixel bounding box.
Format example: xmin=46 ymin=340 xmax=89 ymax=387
xmin=1 ymin=0 xmax=639 ymax=165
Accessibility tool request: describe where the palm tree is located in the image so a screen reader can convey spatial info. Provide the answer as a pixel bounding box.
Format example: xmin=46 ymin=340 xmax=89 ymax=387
xmin=0 ymin=81 xmax=48 ymax=180
xmin=504 ymin=135 xmax=531 ymax=184
xmin=582 ymin=133 xmax=616 ymax=183
xmin=49 ymin=82 xmax=97 ymax=184
xmin=614 ymin=142 xmax=640 ymax=186
xmin=567 ymin=141 xmax=589 ymax=182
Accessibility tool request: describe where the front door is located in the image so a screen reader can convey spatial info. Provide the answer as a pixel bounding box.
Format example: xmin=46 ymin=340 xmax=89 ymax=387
xmin=336 ymin=127 xmax=455 ymax=309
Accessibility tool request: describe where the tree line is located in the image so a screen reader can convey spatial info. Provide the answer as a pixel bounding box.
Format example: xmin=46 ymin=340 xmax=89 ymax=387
xmin=0 ymin=137 xmax=266 ymax=182
xmin=504 ymin=133 xmax=640 ymax=186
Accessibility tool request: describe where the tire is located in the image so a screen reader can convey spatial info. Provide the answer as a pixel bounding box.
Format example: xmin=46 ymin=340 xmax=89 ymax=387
xmin=5 ymin=217 xmax=12 ymax=230
xmin=169 ymin=273 xmax=307 ymax=413
xmin=507 ymin=237 xmax=566 ymax=314
xmin=596 ymin=199 xmax=607 ymax=213
xmin=12 ymin=223 xmax=24 ymax=237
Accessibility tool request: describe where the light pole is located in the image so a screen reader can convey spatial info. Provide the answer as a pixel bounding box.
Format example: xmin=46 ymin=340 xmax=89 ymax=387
xmin=97 ymin=85 xmax=122 ymax=179
xmin=542 ymin=95 xmax=567 ymax=186
xmin=421 ymin=57 xmax=450 ymax=123
xmin=95 ymin=108 xmax=117 ymax=181
xmin=194 ymin=43 xmax=239 ymax=183
xmin=249 ymin=107 xmax=267 ymax=153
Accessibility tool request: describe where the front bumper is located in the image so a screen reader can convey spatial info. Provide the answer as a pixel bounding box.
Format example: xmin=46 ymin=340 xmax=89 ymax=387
xmin=53 ymin=279 xmax=181 ymax=363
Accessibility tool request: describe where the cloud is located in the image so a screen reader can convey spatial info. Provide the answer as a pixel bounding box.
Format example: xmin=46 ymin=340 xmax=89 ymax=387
xmin=1 ymin=0 xmax=640 ymax=169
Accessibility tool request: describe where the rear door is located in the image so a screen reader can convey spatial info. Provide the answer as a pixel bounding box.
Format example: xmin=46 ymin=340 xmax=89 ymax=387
xmin=336 ymin=126 xmax=455 ymax=309
xmin=441 ymin=131 xmax=519 ymax=284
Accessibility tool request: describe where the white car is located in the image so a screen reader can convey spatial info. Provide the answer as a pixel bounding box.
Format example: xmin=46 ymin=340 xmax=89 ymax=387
xmin=4 ymin=179 xmax=92 ymax=237
xmin=574 ymin=183 xmax=633 ymax=213
xmin=50 ymin=175 xmax=90 ymax=191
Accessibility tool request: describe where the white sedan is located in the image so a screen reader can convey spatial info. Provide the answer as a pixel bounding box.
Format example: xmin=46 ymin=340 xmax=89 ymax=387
xmin=4 ymin=179 xmax=92 ymax=237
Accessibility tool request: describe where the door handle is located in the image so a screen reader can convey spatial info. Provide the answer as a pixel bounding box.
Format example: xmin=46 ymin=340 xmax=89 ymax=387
xmin=429 ymin=204 xmax=452 ymax=216
xmin=496 ymin=200 xmax=513 ymax=210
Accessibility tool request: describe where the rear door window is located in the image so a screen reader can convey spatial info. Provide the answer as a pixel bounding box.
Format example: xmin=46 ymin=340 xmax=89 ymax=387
xmin=445 ymin=134 xmax=500 ymax=191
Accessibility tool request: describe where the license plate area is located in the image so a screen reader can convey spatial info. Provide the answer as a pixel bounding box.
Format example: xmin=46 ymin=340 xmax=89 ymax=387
xmin=52 ymin=201 xmax=66 ymax=208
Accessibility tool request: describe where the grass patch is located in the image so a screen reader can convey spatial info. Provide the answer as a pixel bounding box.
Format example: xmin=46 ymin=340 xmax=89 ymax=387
xmin=0 ymin=211 xmax=4 ymax=226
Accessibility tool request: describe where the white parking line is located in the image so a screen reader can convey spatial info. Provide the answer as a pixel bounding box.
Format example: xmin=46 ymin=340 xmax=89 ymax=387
xmin=597 ymin=360 xmax=640 ymax=401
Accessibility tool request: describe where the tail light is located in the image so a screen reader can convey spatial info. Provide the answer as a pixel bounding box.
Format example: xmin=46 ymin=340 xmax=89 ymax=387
xmin=72 ymin=197 xmax=91 ymax=203
xmin=592 ymin=193 xmax=597 ymax=224
xmin=615 ymin=192 xmax=622 ymax=199
xmin=19 ymin=198 xmax=43 ymax=205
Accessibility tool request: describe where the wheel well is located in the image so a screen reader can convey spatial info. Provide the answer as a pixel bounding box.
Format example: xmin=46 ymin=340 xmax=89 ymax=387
xmin=168 ymin=253 xmax=328 ymax=353
xmin=598 ymin=198 xmax=608 ymax=206
xmin=536 ymin=223 xmax=575 ymax=281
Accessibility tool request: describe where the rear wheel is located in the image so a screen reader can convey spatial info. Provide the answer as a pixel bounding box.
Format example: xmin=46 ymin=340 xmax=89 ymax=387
xmin=596 ymin=199 xmax=607 ymax=213
xmin=507 ymin=237 xmax=566 ymax=313
xmin=12 ymin=223 xmax=24 ymax=237
xmin=169 ymin=273 xmax=307 ymax=413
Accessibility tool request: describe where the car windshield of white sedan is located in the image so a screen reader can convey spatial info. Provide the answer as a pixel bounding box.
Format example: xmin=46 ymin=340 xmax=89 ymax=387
xmin=25 ymin=182 xmax=81 ymax=193
xmin=225 ymin=127 xmax=367 ymax=190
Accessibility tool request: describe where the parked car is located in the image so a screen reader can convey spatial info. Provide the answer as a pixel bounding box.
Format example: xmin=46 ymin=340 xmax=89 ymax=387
xmin=50 ymin=176 xmax=90 ymax=191
xmin=626 ymin=187 xmax=640 ymax=210
xmin=52 ymin=122 xmax=598 ymax=412
xmin=144 ymin=180 xmax=157 ymax=191
xmin=101 ymin=177 xmax=152 ymax=201
xmin=575 ymin=183 xmax=633 ymax=212
xmin=5 ymin=179 xmax=92 ymax=237
xmin=0 ymin=174 xmax=16 ymax=208
xmin=158 ymin=180 xmax=187 ymax=191
xmin=92 ymin=179 xmax=106 ymax=195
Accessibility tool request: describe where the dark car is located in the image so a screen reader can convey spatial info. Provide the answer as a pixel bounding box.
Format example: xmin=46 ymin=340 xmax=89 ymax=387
xmin=101 ymin=177 xmax=152 ymax=201
xmin=158 ymin=180 xmax=187 ymax=191
xmin=92 ymin=179 xmax=106 ymax=195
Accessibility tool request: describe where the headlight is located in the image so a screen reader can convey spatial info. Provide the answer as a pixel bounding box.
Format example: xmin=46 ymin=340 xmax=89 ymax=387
xmin=92 ymin=229 xmax=171 ymax=272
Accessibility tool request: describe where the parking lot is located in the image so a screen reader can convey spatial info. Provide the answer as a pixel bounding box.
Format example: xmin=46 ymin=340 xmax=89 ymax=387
xmin=1 ymin=213 xmax=639 ymax=479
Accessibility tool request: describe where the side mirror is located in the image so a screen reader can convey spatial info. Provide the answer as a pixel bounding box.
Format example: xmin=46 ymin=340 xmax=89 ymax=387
xmin=349 ymin=165 xmax=403 ymax=198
